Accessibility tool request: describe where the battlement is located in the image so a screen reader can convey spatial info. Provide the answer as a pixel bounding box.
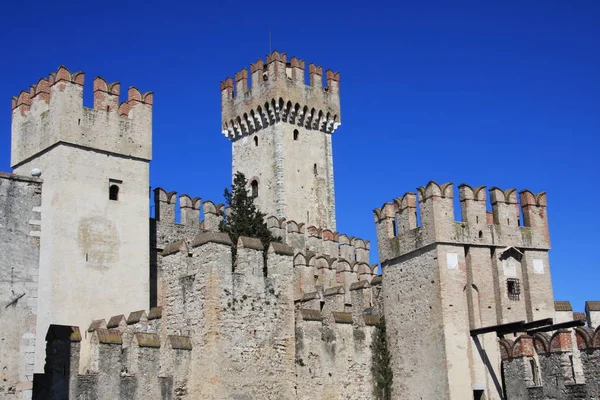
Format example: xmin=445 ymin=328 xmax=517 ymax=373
xmin=152 ymin=188 xmax=370 ymax=262
xmin=221 ymin=50 xmax=341 ymax=141
xmin=374 ymin=181 xmax=550 ymax=262
xmin=11 ymin=66 xmax=153 ymax=168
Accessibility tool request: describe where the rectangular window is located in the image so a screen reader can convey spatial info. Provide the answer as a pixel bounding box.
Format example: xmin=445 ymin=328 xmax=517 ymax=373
xmin=507 ymin=278 xmax=520 ymax=301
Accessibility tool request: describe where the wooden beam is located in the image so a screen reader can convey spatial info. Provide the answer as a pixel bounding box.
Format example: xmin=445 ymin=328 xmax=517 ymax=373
xmin=526 ymin=319 xmax=585 ymax=334
xmin=470 ymin=320 xmax=525 ymax=337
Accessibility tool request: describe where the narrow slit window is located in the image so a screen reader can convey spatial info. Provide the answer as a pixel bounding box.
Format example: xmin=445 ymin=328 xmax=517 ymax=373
xmin=293 ymin=129 xmax=299 ymax=141
xmin=109 ymin=179 xmax=122 ymax=201
xmin=254 ymin=136 xmax=258 ymax=147
xmin=109 ymin=184 xmax=119 ymax=201
xmin=313 ymin=164 xmax=317 ymax=176
xmin=251 ymin=180 xmax=258 ymax=198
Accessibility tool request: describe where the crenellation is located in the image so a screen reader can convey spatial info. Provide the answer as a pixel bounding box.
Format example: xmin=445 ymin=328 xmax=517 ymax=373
xmin=394 ymin=192 xmax=418 ymax=234
xmin=221 ymin=51 xmax=341 ymax=141
xmin=266 ymin=215 xmax=287 ymax=241
xmin=376 ymin=182 xmax=553 ymax=264
xmin=179 ymin=194 xmax=201 ymax=227
xmin=93 ymin=76 xmax=120 ymax=112
xmin=585 ymin=301 xmax=600 ymax=328
xmin=308 ymin=63 xmax=323 ymax=87
xmin=202 ymin=199 xmax=224 ymax=231
xmin=235 ymin=68 xmax=248 ymax=96
xmin=490 ymin=187 xmax=520 ymax=228
xmin=11 ymin=65 xmax=153 ymax=168
xmin=322 ymin=286 xmax=345 ymax=315
xmin=106 ymin=315 xmax=126 ymax=330
xmin=288 ymin=56 xmax=305 ymax=84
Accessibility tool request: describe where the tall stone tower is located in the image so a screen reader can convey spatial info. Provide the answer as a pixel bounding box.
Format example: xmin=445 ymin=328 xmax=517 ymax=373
xmin=221 ymin=51 xmax=340 ymax=229
xmin=11 ymin=67 xmax=153 ymax=371
xmin=374 ymin=182 xmax=554 ymax=399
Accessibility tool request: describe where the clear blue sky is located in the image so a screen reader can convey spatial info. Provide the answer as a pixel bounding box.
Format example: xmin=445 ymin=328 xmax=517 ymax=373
xmin=1 ymin=1 xmax=598 ymax=311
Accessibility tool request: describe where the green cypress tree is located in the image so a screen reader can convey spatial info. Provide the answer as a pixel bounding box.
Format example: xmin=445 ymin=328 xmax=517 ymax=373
xmin=219 ymin=172 xmax=276 ymax=272
xmin=371 ymin=317 xmax=393 ymax=399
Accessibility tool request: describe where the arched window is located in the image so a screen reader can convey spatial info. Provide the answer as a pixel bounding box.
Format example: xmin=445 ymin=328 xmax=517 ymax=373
xmin=109 ymin=185 xmax=119 ymax=201
xmin=251 ymin=180 xmax=258 ymax=198
xmin=293 ymin=129 xmax=299 ymax=141
xmin=254 ymin=136 xmax=258 ymax=147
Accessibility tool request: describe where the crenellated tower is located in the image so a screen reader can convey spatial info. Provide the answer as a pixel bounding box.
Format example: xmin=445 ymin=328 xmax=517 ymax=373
xmin=373 ymin=181 xmax=554 ymax=400
xmin=11 ymin=67 xmax=153 ymax=372
xmin=221 ymin=51 xmax=340 ymax=229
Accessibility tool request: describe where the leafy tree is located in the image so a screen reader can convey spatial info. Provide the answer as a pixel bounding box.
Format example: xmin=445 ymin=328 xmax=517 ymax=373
xmin=219 ymin=172 xmax=276 ymax=271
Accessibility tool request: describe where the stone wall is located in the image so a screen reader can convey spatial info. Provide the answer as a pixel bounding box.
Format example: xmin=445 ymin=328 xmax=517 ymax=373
xmin=0 ymin=173 xmax=42 ymax=400
xmin=36 ymin=231 xmax=383 ymax=399
xmin=500 ymin=326 xmax=600 ymax=399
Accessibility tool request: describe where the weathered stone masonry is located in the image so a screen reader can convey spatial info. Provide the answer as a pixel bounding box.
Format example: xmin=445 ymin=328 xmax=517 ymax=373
xmin=0 ymin=173 xmax=42 ymax=400
xmin=2 ymin=52 xmax=599 ymax=400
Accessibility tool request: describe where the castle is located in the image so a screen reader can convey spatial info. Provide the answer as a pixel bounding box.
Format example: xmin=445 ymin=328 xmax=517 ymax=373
xmin=0 ymin=51 xmax=598 ymax=400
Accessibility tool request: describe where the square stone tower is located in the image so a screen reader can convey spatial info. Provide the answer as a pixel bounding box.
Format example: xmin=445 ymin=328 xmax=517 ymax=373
xmin=221 ymin=51 xmax=340 ymax=229
xmin=374 ymin=182 xmax=554 ymax=399
xmin=11 ymin=67 xmax=153 ymax=372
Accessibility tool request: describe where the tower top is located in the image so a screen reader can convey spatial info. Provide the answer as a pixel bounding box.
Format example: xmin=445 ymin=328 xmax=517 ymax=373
xmin=11 ymin=65 xmax=153 ymax=168
xmin=220 ymin=50 xmax=341 ymax=141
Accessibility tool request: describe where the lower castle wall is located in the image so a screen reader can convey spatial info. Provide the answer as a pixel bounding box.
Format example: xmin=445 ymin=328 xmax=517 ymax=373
xmin=0 ymin=173 xmax=42 ymax=400
xmin=295 ymin=319 xmax=375 ymax=400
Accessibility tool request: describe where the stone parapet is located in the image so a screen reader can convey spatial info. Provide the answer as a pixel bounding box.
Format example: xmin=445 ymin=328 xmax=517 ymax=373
xmin=374 ymin=181 xmax=550 ymax=263
xmin=11 ymin=66 xmax=153 ymax=168
xmin=221 ymin=50 xmax=341 ymax=141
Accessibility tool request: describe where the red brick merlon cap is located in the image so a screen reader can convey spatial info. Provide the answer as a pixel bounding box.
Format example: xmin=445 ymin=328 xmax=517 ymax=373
xmin=554 ymin=301 xmax=573 ymax=312
xmin=586 ymin=301 xmax=600 ymax=312
xmin=191 ymin=232 xmax=232 ymax=248
xmin=46 ymin=325 xmax=82 ymax=342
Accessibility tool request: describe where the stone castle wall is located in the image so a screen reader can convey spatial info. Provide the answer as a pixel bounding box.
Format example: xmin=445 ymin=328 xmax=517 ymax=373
xmin=34 ymin=231 xmax=383 ymax=399
xmin=0 ymin=173 xmax=42 ymax=400
xmin=500 ymin=327 xmax=600 ymax=399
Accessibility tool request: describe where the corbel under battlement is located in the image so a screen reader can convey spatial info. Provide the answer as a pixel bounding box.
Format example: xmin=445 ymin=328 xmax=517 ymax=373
xmin=221 ymin=51 xmax=341 ymax=141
